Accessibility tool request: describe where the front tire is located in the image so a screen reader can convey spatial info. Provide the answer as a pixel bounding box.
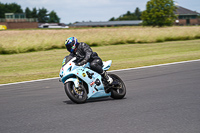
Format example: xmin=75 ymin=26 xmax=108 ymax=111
xmin=65 ymin=82 xmax=87 ymax=104
xmin=109 ymin=74 xmax=126 ymax=99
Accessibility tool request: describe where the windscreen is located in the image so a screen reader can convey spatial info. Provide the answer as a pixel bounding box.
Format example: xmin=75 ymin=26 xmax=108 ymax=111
xmin=62 ymin=55 xmax=73 ymax=67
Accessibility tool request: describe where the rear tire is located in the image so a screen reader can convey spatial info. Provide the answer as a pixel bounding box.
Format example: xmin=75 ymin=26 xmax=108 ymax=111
xmin=109 ymin=74 xmax=126 ymax=99
xmin=65 ymin=82 xmax=87 ymax=104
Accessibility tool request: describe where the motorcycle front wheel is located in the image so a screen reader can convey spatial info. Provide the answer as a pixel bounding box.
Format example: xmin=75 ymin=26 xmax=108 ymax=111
xmin=65 ymin=81 xmax=87 ymax=104
xmin=109 ymin=74 xmax=126 ymax=99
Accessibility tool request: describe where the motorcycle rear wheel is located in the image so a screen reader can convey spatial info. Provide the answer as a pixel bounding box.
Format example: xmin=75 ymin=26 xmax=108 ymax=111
xmin=65 ymin=81 xmax=87 ymax=104
xmin=109 ymin=74 xmax=126 ymax=99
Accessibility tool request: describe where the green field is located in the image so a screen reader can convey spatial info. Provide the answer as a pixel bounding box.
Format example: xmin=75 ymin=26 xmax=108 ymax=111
xmin=1 ymin=39 xmax=200 ymax=84
xmin=1 ymin=26 xmax=200 ymax=54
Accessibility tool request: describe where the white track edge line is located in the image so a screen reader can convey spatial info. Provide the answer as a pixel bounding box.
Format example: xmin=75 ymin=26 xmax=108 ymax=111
xmin=109 ymin=59 xmax=200 ymax=72
xmin=1 ymin=59 xmax=200 ymax=87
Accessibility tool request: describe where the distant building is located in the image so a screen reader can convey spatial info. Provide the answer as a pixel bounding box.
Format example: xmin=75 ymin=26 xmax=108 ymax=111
xmin=174 ymin=6 xmax=200 ymax=25
xmin=5 ymin=13 xmax=26 ymax=20
xmin=0 ymin=13 xmax=38 ymax=29
xmin=38 ymin=23 xmax=69 ymax=28
xmin=70 ymin=20 xmax=142 ymax=27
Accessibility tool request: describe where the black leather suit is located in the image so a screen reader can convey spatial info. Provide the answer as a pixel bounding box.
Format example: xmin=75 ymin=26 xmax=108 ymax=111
xmin=65 ymin=42 xmax=104 ymax=74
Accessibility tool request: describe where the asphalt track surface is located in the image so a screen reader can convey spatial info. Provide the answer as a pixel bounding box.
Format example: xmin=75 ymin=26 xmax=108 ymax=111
xmin=0 ymin=60 xmax=200 ymax=133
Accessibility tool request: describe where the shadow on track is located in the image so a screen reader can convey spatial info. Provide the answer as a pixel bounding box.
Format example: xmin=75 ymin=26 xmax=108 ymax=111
xmin=63 ymin=97 xmax=126 ymax=104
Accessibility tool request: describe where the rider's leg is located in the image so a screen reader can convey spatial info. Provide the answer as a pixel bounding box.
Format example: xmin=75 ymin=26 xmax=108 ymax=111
xmin=90 ymin=58 xmax=103 ymax=73
xmin=100 ymin=71 xmax=113 ymax=84
xmin=90 ymin=59 xmax=113 ymax=84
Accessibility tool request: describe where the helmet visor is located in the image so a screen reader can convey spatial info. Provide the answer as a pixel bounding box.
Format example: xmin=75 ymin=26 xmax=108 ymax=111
xmin=65 ymin=40 xmax=75 ymax=52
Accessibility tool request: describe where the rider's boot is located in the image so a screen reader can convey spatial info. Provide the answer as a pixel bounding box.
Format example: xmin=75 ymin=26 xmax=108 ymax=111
xmin=101 ymin=71 xmax=113 ymax=84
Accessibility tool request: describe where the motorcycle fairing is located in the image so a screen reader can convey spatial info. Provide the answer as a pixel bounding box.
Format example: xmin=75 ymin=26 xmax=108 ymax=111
xmin=61 ymin=66 xmax=111 ymax=99
xmin=103 ymin=60 xmax=112 ymax=71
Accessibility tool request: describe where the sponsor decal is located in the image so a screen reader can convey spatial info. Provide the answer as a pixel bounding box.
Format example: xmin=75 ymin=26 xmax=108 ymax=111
xmin=95 ymin=79 xmax=101 ymax=86
xmin=90 ymin=81 xmax=95 ymax=87
xmin=94 ymin=87 xmax=98 ymax=91
xmin=86 ymin=71 xmax=94 ymax=79
xmin=82 ymin=73 xmax=86 ymax=77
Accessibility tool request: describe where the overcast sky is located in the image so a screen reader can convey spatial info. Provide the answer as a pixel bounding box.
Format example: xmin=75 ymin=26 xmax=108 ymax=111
xmin=1 ymin=0 xmax=200 ymax=24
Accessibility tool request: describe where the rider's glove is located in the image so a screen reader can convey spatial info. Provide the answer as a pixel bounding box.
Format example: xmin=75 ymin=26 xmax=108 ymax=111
xmin=77 ymin=59 xmax=87 ymax=66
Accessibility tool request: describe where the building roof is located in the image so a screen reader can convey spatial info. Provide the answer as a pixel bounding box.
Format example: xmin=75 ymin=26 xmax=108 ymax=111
xmin=71 ymin=20 xmax=142 ymax=27
xmin=175 ymin=6 xmax=199 ymax=15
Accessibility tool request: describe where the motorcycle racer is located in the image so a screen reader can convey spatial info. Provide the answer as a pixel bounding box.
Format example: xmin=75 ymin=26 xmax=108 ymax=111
xmin=63 ymin=37 xmax=113 ymax=84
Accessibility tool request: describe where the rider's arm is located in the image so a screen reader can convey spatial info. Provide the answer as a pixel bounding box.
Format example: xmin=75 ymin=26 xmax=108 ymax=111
xmin=82 ymin=43 xmax=93 ymax=62
xmin=78 ymin=43 xmax=93 ymax=66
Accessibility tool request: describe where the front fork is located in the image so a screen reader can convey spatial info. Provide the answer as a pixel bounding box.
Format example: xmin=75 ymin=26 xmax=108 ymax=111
xmin=64 ymin=76 xmax=84 ymax=91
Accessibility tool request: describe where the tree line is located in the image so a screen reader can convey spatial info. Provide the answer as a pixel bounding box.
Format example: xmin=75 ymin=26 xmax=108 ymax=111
xmin=109 ymin=7 xmax=142 ymax=21
xmin=0 ymin=2 xmax=60 ymax=23
xmin=109 ymin=0 xmax=177 ymax=27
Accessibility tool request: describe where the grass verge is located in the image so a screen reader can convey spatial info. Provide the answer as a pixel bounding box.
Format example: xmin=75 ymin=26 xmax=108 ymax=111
xmin=0 ymin=39 xmax=200 ymax=84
